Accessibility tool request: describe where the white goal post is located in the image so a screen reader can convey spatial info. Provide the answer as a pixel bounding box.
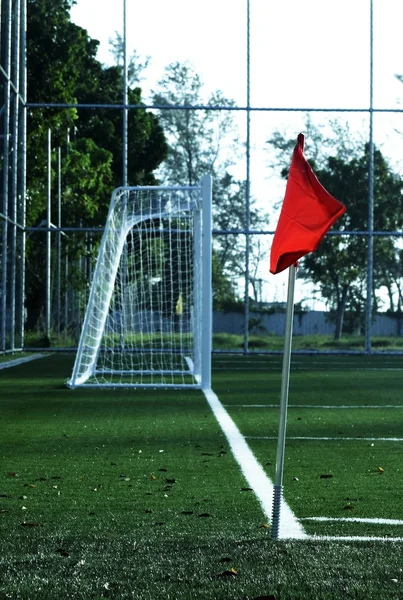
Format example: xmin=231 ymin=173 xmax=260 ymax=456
xmin=67 ymin=175 xmax=212 ymax=390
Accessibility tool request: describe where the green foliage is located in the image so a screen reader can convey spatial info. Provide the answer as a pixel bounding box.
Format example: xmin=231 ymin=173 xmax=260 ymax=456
xmin=268 ymin=120 xmax=403 ymax=339
xmin=153 ymin=62 xmax=268 ymax=302
xmin=212 ymin=251 xmax=238 ymax=309
xmin=25 ymin=0 xmax=168 ymax=331
xmin=153 ymin=62 xmax=238 ymax=186
xmin=303 ymin=145 xmax=403 ymax=337
xmin=61 ymin=138 xmax=113 ymax=224
xmin=267 ymin=115 xmax=364 ymax=175
xmin=248 ymin=316 xmax=267 ymax=335
xmin=77 ymin=78 xmax=167 ymax=188
xmin=108 ymin=31 xmax=150 ymax=85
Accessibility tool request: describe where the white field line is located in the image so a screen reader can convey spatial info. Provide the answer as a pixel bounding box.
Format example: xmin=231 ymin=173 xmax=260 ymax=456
xmin=291 ymin=365 xmax=403 ymax=371
xmin=211 ymin=359 xmax=403 ymax=540
xmin=301 ymin=516 xmax=403 ymax=525
xmin=214 ymin=359 xmax=401 ymax=365
xmin=224 ymin=404 xmax=403 ymax=409
xmin=214 ymin=363 xmax=403 ymax=372
xmin=202 ymin=387 xmax=307 ymax=539
xmin=246 ymin=436 xmax=403 ymax=442
xmin=309 ymin=535 xmax=403 ymax=542
xmin=0 ymin=353 xmax=49 ymax=370
xmin=303 ymin=518 xmax=403 ymax=542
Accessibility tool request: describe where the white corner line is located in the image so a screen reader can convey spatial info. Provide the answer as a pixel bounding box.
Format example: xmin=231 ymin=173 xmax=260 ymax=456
xmin=202 ymin=386 xmax=306 ymax=540
xmin=301 ymin=516 xmax=403 ymax=525
xmin=0 ymin=353 xmax=49 ymax=370
xmin=246 ymin=436 xmax=403 ymax=442
xmin=224 ymin=404 xmax=403 ymax=409
xmin=308 ymin=535 xmax=403 ymax=542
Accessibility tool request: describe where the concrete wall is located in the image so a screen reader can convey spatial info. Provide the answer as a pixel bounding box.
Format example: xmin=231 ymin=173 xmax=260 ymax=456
xmin=106 ymin=309 xmax=403 ymax=337
xmin=213 ymin=310 xmax=403 ymax=337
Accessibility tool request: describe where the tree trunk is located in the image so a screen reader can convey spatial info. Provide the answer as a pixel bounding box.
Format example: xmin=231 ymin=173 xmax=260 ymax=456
xmin=334 ymin=284 xmax=349 ymax=340
xmin=386 ymin=283 xmax=395 ymax=312
xmin=396 ymin=281 xmax=403 ymax=336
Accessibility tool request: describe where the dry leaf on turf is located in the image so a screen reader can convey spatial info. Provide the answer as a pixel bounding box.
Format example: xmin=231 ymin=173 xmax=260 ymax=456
xmin=217 ymin=567 xmax=238 ymax=578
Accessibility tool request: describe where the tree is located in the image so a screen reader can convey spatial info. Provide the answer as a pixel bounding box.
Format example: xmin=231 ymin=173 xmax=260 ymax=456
xmin=300 ymin=146 xmax=403 ymax=338
xmin=25 ymin=0 xmax=168 ymax=331
xmin=27 ymin=0 xmax=168 ymax=219
xmin=26 ymin=0 xmax=92 ymax=226
xmin=152 ymin=62 xmax=268 ymax=307
xmin=267 ymin=115 xmax=364 ymax=174
xmin=24 ymin=137 xmax=114 ymax=330
xmin=268 ymin=119 xmax=403 ymax=338
xmin=152 ymin=62 xmax=238 ymax=185
xmin=108 ymin=32 xmax=150 ymax=85
xmin=75 ymin=67 xmax=167 ymax=191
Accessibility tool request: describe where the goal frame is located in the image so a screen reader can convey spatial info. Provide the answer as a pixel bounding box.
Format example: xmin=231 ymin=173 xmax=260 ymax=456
xmin=67 ymin=175 xmax=212 ymax=390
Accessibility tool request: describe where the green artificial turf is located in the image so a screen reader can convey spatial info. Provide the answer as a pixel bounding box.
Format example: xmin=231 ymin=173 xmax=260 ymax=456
xmin=0 ymin=352 xmax=33 ymax=364
xmin=0 ymin=354 xmax=267 ymax=599
xmin=214 ymin=352 xmax=403 ymax=536
xmin=1 ymin=353 xmax=403 ymax=599
xmin=23 ymin=329 xmax=403 ymax=352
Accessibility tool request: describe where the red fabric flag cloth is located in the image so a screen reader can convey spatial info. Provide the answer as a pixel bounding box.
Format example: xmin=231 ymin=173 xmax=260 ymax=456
xmin=270 ymin=133 xmax=346 ymax=275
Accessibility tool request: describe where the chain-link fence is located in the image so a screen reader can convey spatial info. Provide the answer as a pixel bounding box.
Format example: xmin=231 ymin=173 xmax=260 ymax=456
xmin=2 ymin=0 xmax=403 ymax=355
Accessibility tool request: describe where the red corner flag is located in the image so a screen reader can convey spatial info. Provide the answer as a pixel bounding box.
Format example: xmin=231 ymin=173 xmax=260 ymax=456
xmin=270 ymin=134 xmax=346 ymax=275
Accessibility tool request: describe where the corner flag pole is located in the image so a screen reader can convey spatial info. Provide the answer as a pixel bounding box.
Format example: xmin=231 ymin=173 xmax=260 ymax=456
xmin=271 ymin=262 xmax=296 ymax=540
xmin=268 ymin=133 xmax=346 ymax=539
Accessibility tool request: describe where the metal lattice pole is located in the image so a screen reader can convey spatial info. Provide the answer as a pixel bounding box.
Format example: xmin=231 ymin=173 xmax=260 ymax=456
xmin=365 ymin=0 xmax=375 ymax=354
xmin=9 ymin=0 xmax=22 ymax=350
xmin=243 ymin=0 xmax=251 ymax=353
xmin=56 ymin=146 xmax=62 ymax=337
xmin=1 ymin=0 xmax=12 ymax=351
xmin=45 ymin=128 xmax=52 ymax=338
xmin=17 ymin=0 xmax=27 ymax=350
xmin=122 ymin=0 xmax=128 ymax=187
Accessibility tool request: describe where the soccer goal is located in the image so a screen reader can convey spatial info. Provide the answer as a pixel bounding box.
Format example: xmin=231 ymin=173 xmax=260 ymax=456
xmin=67 ymin=175 xmax=212 ymax=390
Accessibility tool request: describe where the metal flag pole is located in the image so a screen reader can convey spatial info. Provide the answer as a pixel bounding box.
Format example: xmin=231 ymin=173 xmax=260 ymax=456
xmin=271 ymin=262 xmax=296 ymax=540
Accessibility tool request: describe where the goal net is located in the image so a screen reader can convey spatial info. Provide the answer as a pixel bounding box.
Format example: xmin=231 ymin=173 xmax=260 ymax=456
xmin=67 ymin=176 xmax=212 ymax=389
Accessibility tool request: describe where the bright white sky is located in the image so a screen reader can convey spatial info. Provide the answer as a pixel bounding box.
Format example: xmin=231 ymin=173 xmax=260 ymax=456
xmin=70 ymin=0 xmax=403 ymax=308
xmin=71 ymin=0 xmax=403 ymax=108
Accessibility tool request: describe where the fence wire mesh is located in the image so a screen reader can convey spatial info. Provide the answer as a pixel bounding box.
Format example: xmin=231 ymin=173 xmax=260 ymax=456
xmin=1 ymin=0 xmax=403 ymax=355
